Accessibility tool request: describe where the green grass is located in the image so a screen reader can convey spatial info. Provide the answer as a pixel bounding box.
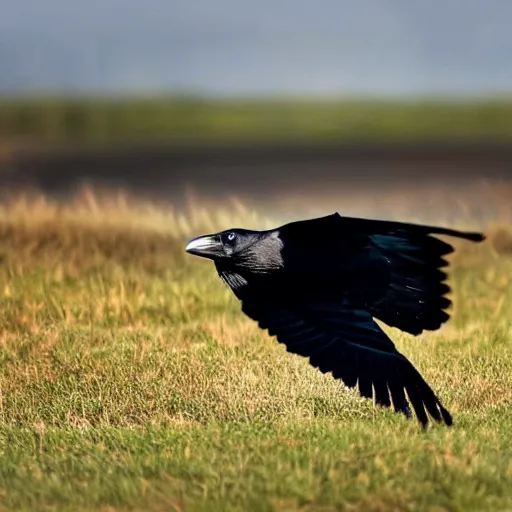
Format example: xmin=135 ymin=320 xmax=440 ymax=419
xmin=2 ymin=96 xmax=512 ymax=149
xmin=0 ymin=190 xmax=512 ymax=511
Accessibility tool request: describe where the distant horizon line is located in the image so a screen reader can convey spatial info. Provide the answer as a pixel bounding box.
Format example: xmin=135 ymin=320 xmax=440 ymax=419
xmin=1 ymin=89 xmax=512 ymax=103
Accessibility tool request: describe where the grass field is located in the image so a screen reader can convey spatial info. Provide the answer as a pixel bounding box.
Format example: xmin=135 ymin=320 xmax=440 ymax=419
xmin=0 ymin=188 xmax=511 ymax=511
xmin=2 ymin=97 xmax=512 ymax=149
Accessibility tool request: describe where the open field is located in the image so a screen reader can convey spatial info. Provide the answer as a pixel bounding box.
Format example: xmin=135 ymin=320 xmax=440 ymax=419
xmin=2 ymin=97 xmax=512 ymax=149
xmin=0 ymin=188 xmax=512 ymax=511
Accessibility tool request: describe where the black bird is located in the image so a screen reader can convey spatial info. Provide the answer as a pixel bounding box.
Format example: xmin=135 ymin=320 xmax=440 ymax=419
xmin=185 ymin=213 xmax=485 ymax=427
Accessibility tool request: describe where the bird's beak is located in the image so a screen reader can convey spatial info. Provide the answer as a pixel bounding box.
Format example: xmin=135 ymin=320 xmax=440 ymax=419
xmin=185 ymin=234 xmax=223 ymax=260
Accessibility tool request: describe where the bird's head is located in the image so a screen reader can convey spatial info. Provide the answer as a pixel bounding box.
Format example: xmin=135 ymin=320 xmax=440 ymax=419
xmin=185 ymin=228 xmax=283 ymax=272
xmin=185 ymin=228 xmax=265 ymax=261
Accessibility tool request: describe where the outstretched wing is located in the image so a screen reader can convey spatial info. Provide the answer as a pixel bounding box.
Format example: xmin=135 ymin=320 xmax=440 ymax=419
xmin=241 ymin=293 xmax=453 ymax=427
xmin=364 ymin=230 xmax=456 ymax=335
xmin=277 ymin=212 xmax=485 ymax=336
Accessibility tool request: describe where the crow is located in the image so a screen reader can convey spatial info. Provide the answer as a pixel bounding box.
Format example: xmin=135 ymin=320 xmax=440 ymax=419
xmin=185 ymin=213 xmax=485 ymax=428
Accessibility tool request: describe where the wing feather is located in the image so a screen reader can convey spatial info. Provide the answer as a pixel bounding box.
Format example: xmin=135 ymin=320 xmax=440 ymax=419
xmin=242 ymin=295 xmax=452 ymax=427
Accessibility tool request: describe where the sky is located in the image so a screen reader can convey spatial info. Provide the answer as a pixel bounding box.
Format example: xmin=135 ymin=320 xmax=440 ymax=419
xmin=1 ymin=0 xmax=512 ymax=97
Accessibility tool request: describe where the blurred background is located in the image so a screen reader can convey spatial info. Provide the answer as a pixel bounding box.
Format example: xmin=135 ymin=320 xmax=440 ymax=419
xmin=1 ymin=0 xmax=512 ymax=225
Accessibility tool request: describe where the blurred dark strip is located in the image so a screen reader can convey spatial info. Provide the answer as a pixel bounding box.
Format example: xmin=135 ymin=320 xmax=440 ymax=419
xmin=2 ymin=141 xmax=512 ymax=205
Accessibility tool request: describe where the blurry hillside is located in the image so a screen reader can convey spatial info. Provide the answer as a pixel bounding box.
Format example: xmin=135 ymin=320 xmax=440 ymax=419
xmin=2 ymin=98 xmax=512 ymax=150
xmin=1 ymin=98 xmax=512 ymax=210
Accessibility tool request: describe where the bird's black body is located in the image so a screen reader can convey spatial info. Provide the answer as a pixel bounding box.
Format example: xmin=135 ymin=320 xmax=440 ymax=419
xmin=185 ymin=213 xmax=485 ymax=428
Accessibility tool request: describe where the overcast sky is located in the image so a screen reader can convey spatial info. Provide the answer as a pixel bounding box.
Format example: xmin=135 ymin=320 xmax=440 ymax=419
xmin=2 ymin=0 xmax=512 ymax=96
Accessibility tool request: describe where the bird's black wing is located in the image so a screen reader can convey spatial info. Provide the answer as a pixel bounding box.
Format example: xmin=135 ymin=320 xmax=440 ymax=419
xmin=277 ymin=213 xmax=485 ymax=336
xmin=364 ymin=230 xmax=457 ymax=335
xmin=240 ymin=292 xmax=453 ymax=427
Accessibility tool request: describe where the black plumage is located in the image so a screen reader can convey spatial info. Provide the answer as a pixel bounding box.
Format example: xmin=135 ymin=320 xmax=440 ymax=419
xmin=185 ymin=213 xmax=485 ymax=427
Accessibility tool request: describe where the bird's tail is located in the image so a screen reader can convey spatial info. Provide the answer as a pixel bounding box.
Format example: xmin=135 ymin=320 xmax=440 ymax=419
xmin=423 ymin=225 xmax=485 ymax=243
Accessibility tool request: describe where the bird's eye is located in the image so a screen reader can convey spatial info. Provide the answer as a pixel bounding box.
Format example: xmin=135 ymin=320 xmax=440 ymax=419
xmin=227 ymin=232 xmax=236 ymax=241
